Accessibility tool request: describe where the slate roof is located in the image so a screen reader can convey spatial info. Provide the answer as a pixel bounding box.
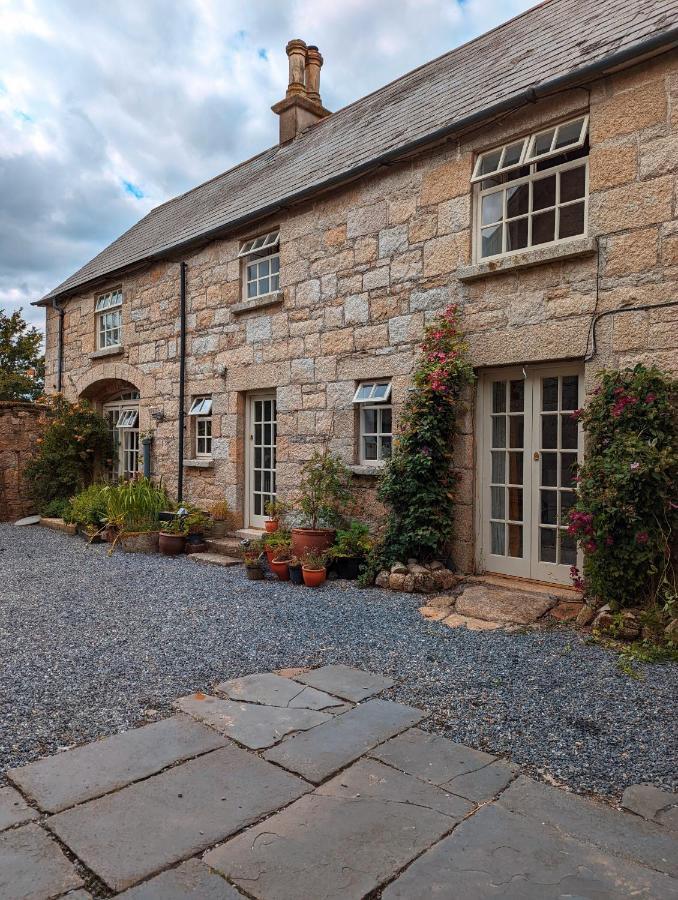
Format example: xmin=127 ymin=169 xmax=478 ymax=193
xmin=39 ymin=0 xmax=678 ymax=303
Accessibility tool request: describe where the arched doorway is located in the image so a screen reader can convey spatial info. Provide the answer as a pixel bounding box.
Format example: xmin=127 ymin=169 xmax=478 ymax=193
xmin=80 ymin=379 xmax=141 ymax=481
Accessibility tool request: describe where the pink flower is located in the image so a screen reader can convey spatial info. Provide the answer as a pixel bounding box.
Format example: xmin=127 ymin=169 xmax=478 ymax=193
xmin=571 ymin=409 xmax=582 ymax=421
xmin=645 ymin=393 xmax=656 ymax=403
xmin=605 ymin=535 xmax=614 ymax=546
xmin=635 ymin=531 xmax=649 ymax=545
xmin=630 ymin=462 xmax=640 ymax=471
xmin=584 ymin=540 xmax=597 ymax=553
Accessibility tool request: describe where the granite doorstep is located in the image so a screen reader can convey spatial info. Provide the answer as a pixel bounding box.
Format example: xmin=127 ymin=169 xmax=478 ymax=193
xmin=292 ymin=664 xmax=394 ymax=701
xmin=174 ymin=694 xmax=332 ymax=750
xmin=7 ymin=714 xmax=227 ymax=813
xmin=382 ymin=802 xmax=678 ymax=900
xmin=214 ymin=672 xmax=346 ymax=711
xmin=499 ymin=775 xmax=678 ymax=877
xmin=116 ymin=858 xmax=244 ymax=899
xmin=263 ymin=699 xmax=425 ymax=783
xmin=46 ymin=746 xmax=310 ymax=892
xmin=0 ymin=823 xmax=83 ymax=900
xmin=0 ymin=784 xmax=38 ymax=832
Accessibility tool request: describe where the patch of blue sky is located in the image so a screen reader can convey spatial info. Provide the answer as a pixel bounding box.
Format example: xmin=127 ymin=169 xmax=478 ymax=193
xmin=122 ymin=180 xmax=144 ymax=199
xmin=13 ymin=110 xmax=34 ymax=122
xmin=258 ymin=48 xmax=268 ymax=60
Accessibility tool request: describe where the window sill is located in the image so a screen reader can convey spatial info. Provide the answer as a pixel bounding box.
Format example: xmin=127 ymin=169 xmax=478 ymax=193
xmin=457 ymin=237 xmax=597 ymax=282
xmin=231 ymin=291 xmax=284 ymax=315
xmin=184 ymin=458 xmax=214 ymax=469
xmin=89 ymin=345 xmax=124 ymax=360
xmin=348 ymin=464 xmax=382 ymax=477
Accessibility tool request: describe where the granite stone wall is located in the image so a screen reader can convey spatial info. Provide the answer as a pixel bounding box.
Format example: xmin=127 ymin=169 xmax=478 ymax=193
xmin=0 ymin=402 xmax=45 ymax=521
xmin=43 ymin=49 xmax=678 ymax=573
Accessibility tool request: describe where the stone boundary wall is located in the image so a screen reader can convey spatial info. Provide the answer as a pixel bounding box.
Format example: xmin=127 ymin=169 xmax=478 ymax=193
xmin=0 ymin=401 xmax=45 ymax=521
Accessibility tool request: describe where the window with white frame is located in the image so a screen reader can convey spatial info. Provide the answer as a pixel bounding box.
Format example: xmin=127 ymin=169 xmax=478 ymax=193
xmin=238 ymin=230 xmax=280 ymax=300
xmin=472 ymin=116 xmax=589 ymax=261
xmin=188 ymin=396 xmax=213 ymax=457
xmin=353 ymin=381 xmax=392 ymax=465
xmin=95 ymin=289 xmax=123 ymax=349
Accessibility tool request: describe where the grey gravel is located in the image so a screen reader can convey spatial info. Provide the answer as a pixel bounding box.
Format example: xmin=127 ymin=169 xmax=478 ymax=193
xmin=1 ymin=524 xmax=676 ymax=800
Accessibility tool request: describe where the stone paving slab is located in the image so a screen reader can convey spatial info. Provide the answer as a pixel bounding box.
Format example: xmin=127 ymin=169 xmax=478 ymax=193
xmin=188 ymin=553 xmax=240 ymax=568
xmin=58 ymin=892 xmax=92 ymax=900
xmin=205 ymin=765 xmax=463 ymax=900
xmin=455 ymin=584 xmax=556 ymax=624
xmin=292 ymin=664 xmax=394 ymax=701
xmin=215 ymin=672 xmax=346 ymax=711
xmin=382 ymin=802 xmax=678 ymax=899
xmin=263 ymin=699 xmax=425 ymax=783
xmin=0 ymin=784 xmax=38 ymax=832
xmin=622 ymin=783 xmax=678 ymax=831
xmin=314 ymin=757 xmax=473 ymax=820
xmin=0 ymin=823 xmax=83 ymax=900
xmin=175 ymin=694 xmax=332 ymax=750
xmin=369 ymin=726 xmax=497 ymax=786
xmin=441 ymin=758 xmax=519 ymax=803
xmin=499 ymin=775 xmax=678 ymax=877
xmin=8 ymin=714 xmax=227 ymax=814
xmin=46 ymin=746 xmax=309 ymax=892
xmin=117 ymin=858 xmax=244 ymax=898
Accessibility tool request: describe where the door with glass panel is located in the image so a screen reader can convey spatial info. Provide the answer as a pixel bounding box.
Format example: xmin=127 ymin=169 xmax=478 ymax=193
xmin=480 ymin=366 xmax=583 ymax=584
xmin=247 ymin=394 xmax=277 ymax=529
xmin=102 ymin=391 xmax=140 ymax=481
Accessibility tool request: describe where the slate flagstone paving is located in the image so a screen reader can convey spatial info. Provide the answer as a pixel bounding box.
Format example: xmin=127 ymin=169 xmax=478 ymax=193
xmin=2 ymin=664 xmax=676 ymax=899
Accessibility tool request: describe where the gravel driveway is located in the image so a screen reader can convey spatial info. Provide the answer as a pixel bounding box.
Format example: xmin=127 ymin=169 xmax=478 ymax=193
xmin=1 ymin=524 xmax=676 ymax=800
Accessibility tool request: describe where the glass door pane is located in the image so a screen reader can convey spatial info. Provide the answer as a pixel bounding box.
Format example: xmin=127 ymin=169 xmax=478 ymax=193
xmin=249 ymin=395 xmax=277 ymax=527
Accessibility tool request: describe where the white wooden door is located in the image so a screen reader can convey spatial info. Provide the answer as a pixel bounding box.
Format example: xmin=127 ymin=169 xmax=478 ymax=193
xmin=478 ymin=365 xmax=583 ymax=585
xmin=246 ymin=394 xmax=277 ymax=529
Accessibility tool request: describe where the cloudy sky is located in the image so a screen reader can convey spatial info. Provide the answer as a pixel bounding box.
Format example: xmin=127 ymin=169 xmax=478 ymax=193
xmin=0 ymin=0 xmax=534 ymax=332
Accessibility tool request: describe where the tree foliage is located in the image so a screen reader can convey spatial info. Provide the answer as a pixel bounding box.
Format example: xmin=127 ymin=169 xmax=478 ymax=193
xmin=362 ymin=305 xmax=475 ymax=581
xmin=568 ymin=365 xmax=678 ymax=609
xmin=0 ymin=308 xmax=44 ymax=401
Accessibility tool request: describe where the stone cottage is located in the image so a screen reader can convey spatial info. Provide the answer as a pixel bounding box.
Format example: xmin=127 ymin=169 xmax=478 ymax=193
xmin=37 ymin=0 xmax=678 ymax=586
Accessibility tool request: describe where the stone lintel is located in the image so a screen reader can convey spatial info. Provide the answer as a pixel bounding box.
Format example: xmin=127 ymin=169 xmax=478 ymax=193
xmin=457 ymin=236 xmax=597 ymax=281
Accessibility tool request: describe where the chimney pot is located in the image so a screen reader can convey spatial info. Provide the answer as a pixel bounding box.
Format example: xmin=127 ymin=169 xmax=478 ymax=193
xmin=305 ymin=46 xmax=323 ymax=105
xmin=272 ymin=39 xmax=330 ymax=144
xmin=285 ymin=38 xmax=307 ymax=97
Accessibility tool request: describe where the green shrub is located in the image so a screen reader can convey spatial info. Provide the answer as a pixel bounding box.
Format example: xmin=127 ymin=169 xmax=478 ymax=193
xmin=41 ymin=498 xmax=72 ymax=520
xmin=568 ymin=364 xmax=678 ymax=608
xmin=66 ymin=484 xmax=109 ymax=528
xmin=24 ymin=395 xmax=112 ymax=511
xmin=104 ymin=478 xmax=169 ymax=533
xmin=296 ymin=448 xmax=352 ymax=529
xmin=362 ymin=305 xmax=474 ymax=582
xmin=327 ymin=521 xmax=373 ymax=560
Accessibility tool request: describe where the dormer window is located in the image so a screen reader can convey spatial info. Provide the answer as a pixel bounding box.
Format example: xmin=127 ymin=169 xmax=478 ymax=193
xmin=472 ymin=117 xmax=589 ymax=262
xmin=95 ymin=289 xmax=122 ymax=349
xmin=238 ymin=230 xmax=280 ymax=300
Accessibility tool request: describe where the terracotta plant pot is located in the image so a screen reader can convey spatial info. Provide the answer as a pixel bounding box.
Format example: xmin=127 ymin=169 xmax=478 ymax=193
xmin=291 ymin=528 xmax=336 ymax=560
xmin=264 ymin=548 xmax=276 ymax=567
xmin=158 ymin=532 xmax=186 ymax=556
xmin=245 ymin=562 xmax=264 ymax=580
xmin=264 ymin=519 xmax=279 ymax=533
xmin=270 ymin=558 xmax=290 ymax=581
xmin=302 ymin=566 xmax=327 ymax=587
xmin=120 ymin=531 xmax=160 ymax=554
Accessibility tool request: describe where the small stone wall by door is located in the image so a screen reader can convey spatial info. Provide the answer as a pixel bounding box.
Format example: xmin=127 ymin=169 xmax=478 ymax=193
xmin=0 ymin=401 xmax=45 ymax=521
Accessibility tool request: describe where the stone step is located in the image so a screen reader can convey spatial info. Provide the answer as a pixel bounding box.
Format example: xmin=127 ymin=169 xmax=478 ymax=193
xmin=187 ymin=552 xmax=240 ymax=568
xmin=236 ymin=527 xmax=265 ymax=541
xmin=204 ymin=537 xmax=244 ymax=558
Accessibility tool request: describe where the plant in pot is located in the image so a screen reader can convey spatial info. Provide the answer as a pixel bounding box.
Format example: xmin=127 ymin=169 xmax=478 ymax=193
xmin=269 ymin=536 xmax=293 ymax=582
xmin=184 ymin=507 xmax=209 ymax=554
xmin=264 ymin=498 xmax=288 ymax=533
xmin=263 ymin=528 xmax=291 ymax=569
xmin=104 ymin=478 xmax=167 ymax=553
xmin=327 ymin=521 xmax=373 ymax=580
xmin=159 ymin=513 xmax=188 ymax=556
xmin=243 ymin=538 xmax=265 ymax=580
xmin=301 ymin=549 xmax=327 ymax=587
xmin=291 ymin=448 xmax=352 ymax=559
xmin=288 ymin=556 xmax=304 ymax=585
xmin=209 ymin=500 xmax=232 ymax=538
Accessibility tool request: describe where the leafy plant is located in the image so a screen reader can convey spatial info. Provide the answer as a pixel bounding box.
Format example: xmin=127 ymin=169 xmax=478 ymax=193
xmin=296 ymin=448 xmax=352 ymax=529
xmin=243 ymin=537 xmax=265 ymax=562
xmin=66 ymin=484 xmax=109 ymax=528
xmin=264 ymin=528 xmax=292 ymax=552
xmin=104 ymin=478 xmax=168 ymax=533
xmin=302 ymin=549 xmax=327 ymax=570
xmin=264 ymin=498 xmax=289 ymax=521
xmin=24 ymin=395 xmax=112 ymax=511
xmin=327 ymin=521 xmax=373 ymax=559
xmin=210 ymin=500 xmax=232 ymax=522
xmin=362 ymin=305 xmax=474 ymax=582
xmin=160 ymin=514 xmax=188 ymax=536
xmin=567 ymin=365 xmax=677 ymax=609
xmin=41 ymin=497 xmax=72 ymax=519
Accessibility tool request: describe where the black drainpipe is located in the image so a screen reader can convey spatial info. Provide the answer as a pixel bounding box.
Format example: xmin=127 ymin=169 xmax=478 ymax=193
xmin=177 ymin=262 xmax=187 ymax=502
xmin=51 ymin=297 xmax=65 ymax=392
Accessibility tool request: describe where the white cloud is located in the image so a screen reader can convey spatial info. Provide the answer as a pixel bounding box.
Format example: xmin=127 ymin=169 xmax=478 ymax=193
xmin=0 ymin=0 xmax=535 ymax=333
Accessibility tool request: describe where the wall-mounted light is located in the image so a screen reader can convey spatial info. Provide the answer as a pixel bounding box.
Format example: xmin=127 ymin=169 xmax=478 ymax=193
xmin=151 ymin=409 xmax=165 ymax=422
xmin=219 ymin=366 xmax=228 ymax=379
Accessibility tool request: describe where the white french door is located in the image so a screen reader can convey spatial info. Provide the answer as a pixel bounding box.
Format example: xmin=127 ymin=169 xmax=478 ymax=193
xmin=246 ymin=393 xmax=277 ymax=529
xmin=102 ymin=391 xmax=140 ymax=481
xmin=478 ymin=365 xmax=583 ymax=585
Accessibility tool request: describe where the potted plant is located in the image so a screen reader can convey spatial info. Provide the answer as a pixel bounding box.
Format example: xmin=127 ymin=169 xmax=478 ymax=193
xmin=263 ymin=528 xmax=291 ymax=568
xmin=264 ymin=498 xmax=288 ymax=533
xmin=159 ymin=514 xmax=188 ymax=555
xmin=269 ymin=536 xmax=293 ymax=581
xmin=209 ymin=500 xmax=232 ymax=538
xmin=327 ymin=521 xmax=373 ymax=580
xmin=185 ymin=507 xmax=209 ymax=554
xmin=243 ymin=538 xmax=265 ymax=580
xmin=302 ymin=549 xmax=327 ymax=587
xmin=288 ymin=556 xmax=304 ymax=585
xmin=291 ymin=448 xmax=352 ymax=559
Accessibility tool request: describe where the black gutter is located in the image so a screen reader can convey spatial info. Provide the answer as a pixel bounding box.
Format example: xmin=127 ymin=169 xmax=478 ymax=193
xmin=177 ymin=262 xmax=187 ymax=502
xmin=37 ymin=27 xmax=678 ymax=307
xmin=51 ymin=298 xmax=65 ymax=392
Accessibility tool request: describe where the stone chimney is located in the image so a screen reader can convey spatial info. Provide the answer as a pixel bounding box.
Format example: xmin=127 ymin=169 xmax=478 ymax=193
xmin=272 ymin=39 xmax=330 ymax=144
